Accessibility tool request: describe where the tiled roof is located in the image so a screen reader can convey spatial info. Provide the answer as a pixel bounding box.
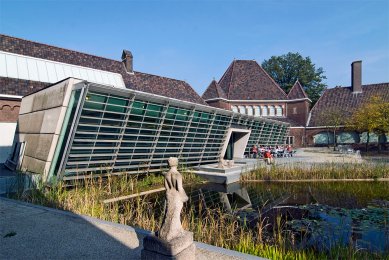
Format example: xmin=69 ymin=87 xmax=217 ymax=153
xmin=202 ymin=80 xmax=227 ymax=100
xmin=308 ymin=83 xmax=389 ymax=127
xmin=0 ymin=34 xmax=206 ymax=105
xmin=267 ymin=117 xmax=303 ymax=127
xmin=218 ymin=60 xmax=287 ymax=100
xmin=0 ymin=78 xmax=49 ymax=96
xmin=288 ymin=80 xmax=309 ymax=100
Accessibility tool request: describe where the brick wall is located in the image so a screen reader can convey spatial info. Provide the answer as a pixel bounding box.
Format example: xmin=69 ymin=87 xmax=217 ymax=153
xmin=286 ymin=100 xmax=309 ymax=126
xmin=0 ymin=99 xmax=21 ymax=122
xmin=289 ymin=127 xmax=305 ymax=147
xmin=205 ymin=100 xmax=231 ymax=110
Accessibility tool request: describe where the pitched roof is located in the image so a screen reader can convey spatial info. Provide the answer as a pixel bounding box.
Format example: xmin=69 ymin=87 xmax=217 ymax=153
xmin=288 ymin=80 xmax=309 ymax=100
xmin=218 ymin=60 xmax=287 ymax=100
xmin=267 ymin=117 xmax=303 ymax=127
xmin=0 ymin=34 xmax=207 ymax=105
xmin=308 ymin=83 xmax=389 ymax=127
xmin=202 ymin=80 xmax=227 ymax=100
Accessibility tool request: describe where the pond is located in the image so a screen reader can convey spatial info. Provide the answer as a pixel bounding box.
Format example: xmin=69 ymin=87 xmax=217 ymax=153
xmin=149 ymin=181 xmax=389 ymax=253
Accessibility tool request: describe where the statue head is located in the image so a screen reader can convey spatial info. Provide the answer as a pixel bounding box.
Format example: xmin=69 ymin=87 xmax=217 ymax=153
xmin=168 ymin=157 xmax=178 ymax=167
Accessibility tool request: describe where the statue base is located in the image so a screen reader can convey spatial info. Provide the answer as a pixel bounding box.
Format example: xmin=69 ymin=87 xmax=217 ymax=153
xmin=141 ymin=231 xmax=195 ymax=260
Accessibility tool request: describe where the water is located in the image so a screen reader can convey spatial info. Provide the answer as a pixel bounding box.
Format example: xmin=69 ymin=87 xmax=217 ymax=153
xmin=179 ymin=181 xmax=389 ymax=253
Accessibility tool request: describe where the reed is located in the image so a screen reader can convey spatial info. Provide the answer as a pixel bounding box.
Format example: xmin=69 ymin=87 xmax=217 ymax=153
xmin=11 ymin=173 xmax=388 ymax=259
xmin=242 ymin=162 xmax=389 ymax=182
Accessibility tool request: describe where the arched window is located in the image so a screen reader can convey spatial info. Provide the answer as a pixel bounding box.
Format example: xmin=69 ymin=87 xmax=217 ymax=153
xmin=246 ymin=106 xmax=253 ymax=116
xmin=269 ymin=105 xmax=275 ymax=116
xmin=262 ymin=106 xmax=268 ymax=116
xmin=238 ymin=105 xmax=246 ymax=114
xmin=231 ymin=106 xmax=238 ymax=113
xmin=276 ymin=105 xmax=283 ymax=116
xmin=254 ymin=106 xmax=261 ymax=117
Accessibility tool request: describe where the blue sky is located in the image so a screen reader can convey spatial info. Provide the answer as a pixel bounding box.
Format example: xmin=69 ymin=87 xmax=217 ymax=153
xmin=1 ymin=0 xmax=388 ymax=95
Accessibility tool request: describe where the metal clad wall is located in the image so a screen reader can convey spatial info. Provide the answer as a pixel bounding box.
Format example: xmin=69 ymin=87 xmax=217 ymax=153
xmin=0 ymin=51 xmax=126 ymax=88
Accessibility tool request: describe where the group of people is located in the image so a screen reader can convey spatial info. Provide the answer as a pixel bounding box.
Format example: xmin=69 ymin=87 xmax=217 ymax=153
xmin=249 ymin=145 xmax=294 ymax=165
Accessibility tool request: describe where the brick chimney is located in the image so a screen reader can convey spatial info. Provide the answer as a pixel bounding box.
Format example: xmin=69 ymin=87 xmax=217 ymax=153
xmin=122 ymin=50 xmax=133 ymax=73
xmin=351 ymin=60 xmax=362 ymax=93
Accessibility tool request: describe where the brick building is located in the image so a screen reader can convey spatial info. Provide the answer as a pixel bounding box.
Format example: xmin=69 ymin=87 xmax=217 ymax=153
xmin=0 ymin=34 xmax=288 ymax=175
xmin=202 ymin=60 xmax=310 ymax=147
xmin=306 ymin=61 xmax=389 ymax=147
xmin=203 ymin=59 xmax=389 ymax=148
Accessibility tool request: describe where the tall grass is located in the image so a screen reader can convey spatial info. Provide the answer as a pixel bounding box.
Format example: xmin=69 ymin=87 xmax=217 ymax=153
xmin=11 ymin=172 xmax=388 ymax=259
xmin=242 ymin=162 xmax=389 ymax=181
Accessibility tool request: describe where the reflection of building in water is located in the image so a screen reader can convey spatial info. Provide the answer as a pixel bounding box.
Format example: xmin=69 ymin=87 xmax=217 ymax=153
xmin=190 ymin=183 xmax=252 ymax=214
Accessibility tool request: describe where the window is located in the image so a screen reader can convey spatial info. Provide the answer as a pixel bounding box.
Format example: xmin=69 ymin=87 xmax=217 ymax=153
xmin=254 ymin=106 xmax=261 ymax=117
xmin=238 ymin=105 xmax=246 ymax=114
xmin=246 ymin=106 xmax=253 ymax=116
xmin=262 ymin=106 xmax=268 ymax=116
xmin=276 ymin=105 xmax=283 ymax=116
xmin=231 ymin=106 xmax=238 ymax=113
xmin=269 ymin=105 xmax=275 ymax=116
xmin=293 ymin=107 xmax=297 ymax=114
xmin=285 ymin=136 xmax=294 ymax=145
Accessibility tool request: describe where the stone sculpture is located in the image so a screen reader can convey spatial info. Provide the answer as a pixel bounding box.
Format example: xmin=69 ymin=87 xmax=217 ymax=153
xmin=159 ymin=157 xmax=189 ymax=240
xmin=217 ymin=154 xmax=227 ymax=169
xmin=141 ymin=157 xmax=195 ymax=260
xmin=218 ymin=154 xmax=234 ymax=169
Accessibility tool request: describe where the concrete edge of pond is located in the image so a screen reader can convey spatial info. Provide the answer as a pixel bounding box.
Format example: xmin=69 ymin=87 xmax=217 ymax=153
xmin=0 ymin=197 xmax=266 ymax=260
xmin=241 ymin=178 xmax=389 ymax=182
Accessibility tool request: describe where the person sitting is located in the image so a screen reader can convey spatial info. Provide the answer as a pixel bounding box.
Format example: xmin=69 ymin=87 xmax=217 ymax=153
xmin=271 ymin=147 xmax=278 ymax=157
xmin=251 ymin=145 xmax=258 ymax=158
xmin=287 ymin=145 xmax=293 ymax=157
xmin=263 ymin=150 xmax=274 ymax=165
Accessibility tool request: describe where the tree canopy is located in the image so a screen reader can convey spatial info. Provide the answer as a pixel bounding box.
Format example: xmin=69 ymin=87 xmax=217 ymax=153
xmin=262 ymin=52 xmax=327 ymax=105
xmin=347 ymin=96 xmax=389 ymax=150
xmin=317 ymin=107 xmax=344 ymax=148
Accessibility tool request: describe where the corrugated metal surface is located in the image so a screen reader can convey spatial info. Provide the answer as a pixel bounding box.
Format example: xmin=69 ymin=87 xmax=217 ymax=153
xmin=0 ymin=51 xmax=126 ymax=88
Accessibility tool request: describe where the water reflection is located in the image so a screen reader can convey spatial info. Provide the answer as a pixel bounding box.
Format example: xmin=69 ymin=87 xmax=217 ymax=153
xmin=183 ymin=181 xmax=389 ymax=253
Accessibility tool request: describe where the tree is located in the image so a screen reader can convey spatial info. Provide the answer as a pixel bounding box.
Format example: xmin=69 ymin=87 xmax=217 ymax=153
xmin=262 ymin=52 xmax=327 ymax=106
xmin=317 ymin=108 xmax=343 ymax=150
xmin=347 ymin=96 xmax=389 ymax=152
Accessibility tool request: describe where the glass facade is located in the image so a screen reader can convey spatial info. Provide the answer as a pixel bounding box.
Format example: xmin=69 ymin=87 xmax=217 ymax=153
xmin=54 ymin=83 xmax=289 ymax=180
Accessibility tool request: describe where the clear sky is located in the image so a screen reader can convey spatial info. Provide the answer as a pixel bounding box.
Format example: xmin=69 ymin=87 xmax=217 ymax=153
xmin=1 ymin=0 xmax=388 ymax=95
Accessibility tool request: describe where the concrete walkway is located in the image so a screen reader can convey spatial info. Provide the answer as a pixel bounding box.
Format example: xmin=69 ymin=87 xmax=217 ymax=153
xmin=0 ymin=197 xmax=263 ymax=260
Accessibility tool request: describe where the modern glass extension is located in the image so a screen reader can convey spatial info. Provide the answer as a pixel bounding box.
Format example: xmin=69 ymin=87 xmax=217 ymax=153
xmin=46 ymin=81 xmax=289 ymax=181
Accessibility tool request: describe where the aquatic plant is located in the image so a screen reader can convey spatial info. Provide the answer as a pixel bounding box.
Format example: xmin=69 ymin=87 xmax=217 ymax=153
xmin=10 ymin=175 xmax=389 ymax=259
xmin=242 ymin=162 xmax=389 ymax=181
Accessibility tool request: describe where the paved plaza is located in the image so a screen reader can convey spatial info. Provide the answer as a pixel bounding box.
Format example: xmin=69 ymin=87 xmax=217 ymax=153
xmin=0 ymin=197 xmax=262 ymax=260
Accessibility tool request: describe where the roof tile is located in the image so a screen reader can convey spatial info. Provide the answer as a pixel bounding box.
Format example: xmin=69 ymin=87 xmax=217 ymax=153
xmin=218 ymin=60 xmax=287 ymax=100
xmin=288 ymin=80 xmax=309 ymax=100
xmin=202 ymin=80 xmax=227 ymax=100
xmin=308 ymin=83 xmax=389 ymax=127
xmin=0 ymin=34 xmax=206 ymax=105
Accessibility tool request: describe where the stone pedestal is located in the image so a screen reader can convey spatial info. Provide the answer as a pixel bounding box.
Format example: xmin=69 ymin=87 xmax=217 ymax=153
xmin=141 ymin=231 xmax=195 ymax=260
